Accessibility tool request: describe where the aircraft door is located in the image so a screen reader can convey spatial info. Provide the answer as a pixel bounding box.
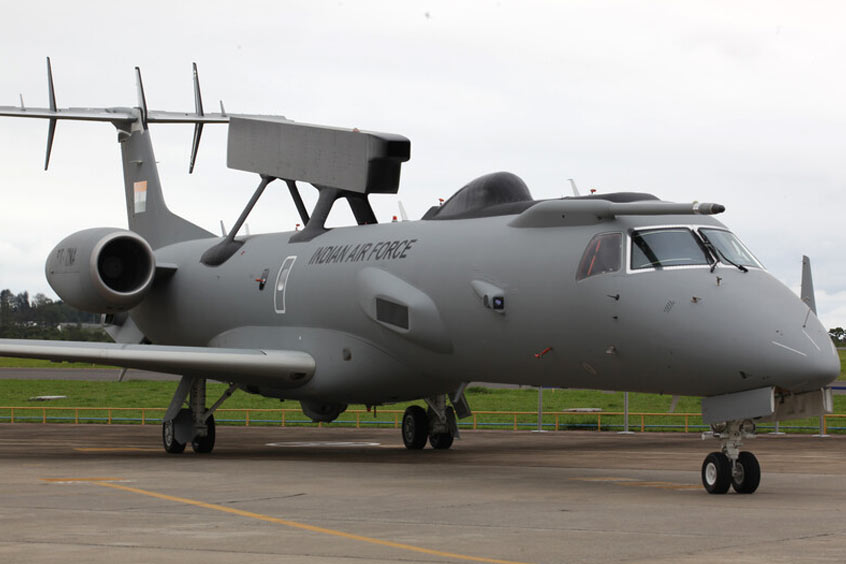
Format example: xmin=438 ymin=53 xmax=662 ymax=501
xmin=573 ymin=232 xmax=624 ymax=370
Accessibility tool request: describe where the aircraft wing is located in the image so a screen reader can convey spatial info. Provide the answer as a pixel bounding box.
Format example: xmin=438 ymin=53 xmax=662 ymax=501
xmin=0 ymin=339 xmax=315 ymax=388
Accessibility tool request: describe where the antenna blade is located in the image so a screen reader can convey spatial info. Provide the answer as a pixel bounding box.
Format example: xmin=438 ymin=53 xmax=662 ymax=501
xmin=398 ymin=201 xmax=409 ymax=221
xmin=192 ymin=62 xmax=205 ymax=116
xmin=135 ymin=66 xmax=148 ymax=128
xmin=801 ymin=255 xmax=817 ymax=314
xmin=188 ymin=63 xmax=205 ymax=173
xmin=219 ymin=100 xmax=227 ymax=117
xmin=43 ymin=57 xmax=58 ymax=170
xmin=219 ymin=220 xmax=226 ymax=237
xmin=46 ymin=57 xmax=57 ymax=111
xmin=568 ymin=178 xmax=580 ymax=196
xmin=44 ymin=118 xmax=56 ymax=170
xmin=189 ymin=122 xmax=203 ymax=173
xmin=19 ymin=94 xmax=24 ymax=110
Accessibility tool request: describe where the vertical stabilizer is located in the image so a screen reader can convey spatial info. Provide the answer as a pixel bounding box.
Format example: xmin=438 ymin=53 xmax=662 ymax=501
xmin=120 ymin=125 xmax=213 ymax=249
xmin=801 ymin=255 xmax=817 ymax=314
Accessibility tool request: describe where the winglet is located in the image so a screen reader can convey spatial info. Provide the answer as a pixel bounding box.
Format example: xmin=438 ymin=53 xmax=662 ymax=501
xmin=44 ymin=57 xmax=57 ymax=170
xmin=189 ymin=62 xmax=205 ymax=173
xmin=801 ymin=255 xmax=817 ymax=314
xmin=135 ymin=66 xmax=148 ymax=129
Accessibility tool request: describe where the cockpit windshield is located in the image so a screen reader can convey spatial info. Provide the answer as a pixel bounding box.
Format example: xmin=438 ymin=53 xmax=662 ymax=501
xmin=699 ymin=229 xmax=762 ymax=269
xmin=630 ymin=228 xmax=711 ymax=269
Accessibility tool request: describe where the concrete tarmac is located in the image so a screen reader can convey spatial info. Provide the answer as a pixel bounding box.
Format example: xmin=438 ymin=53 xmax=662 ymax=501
xmin=1 ymin=424 xmax=845 ymax=563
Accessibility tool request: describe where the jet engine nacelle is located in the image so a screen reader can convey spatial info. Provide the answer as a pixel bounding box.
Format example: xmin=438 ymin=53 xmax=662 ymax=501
xmin=45 ymin=227 xmax=156 ymax=313
xmin=300 ymin=401 xmax=348 ymax=423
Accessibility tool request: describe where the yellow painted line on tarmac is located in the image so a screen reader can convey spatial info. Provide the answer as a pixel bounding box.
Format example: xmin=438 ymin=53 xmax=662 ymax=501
xmin=570 ymin=477 xmax=698 ymax=490
xmin=46 ymin=478 xmax=531 ymax=564
xmin=619 ymin=481 xmax=700 ymax=491
xmin=569 ymin=477 xmax=636 ymax=482
xmin=41 ymin=477 xmax=125 ymax=483
xmin=74 ymin=447 xmax=160 ymax=452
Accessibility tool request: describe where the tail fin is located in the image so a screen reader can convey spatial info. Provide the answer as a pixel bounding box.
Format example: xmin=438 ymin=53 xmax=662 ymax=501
xmin=120 ymin=126 xmax=213 ymax=248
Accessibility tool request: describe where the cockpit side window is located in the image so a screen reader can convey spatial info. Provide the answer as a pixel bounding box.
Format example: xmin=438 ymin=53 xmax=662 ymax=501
xmin=577 ymin=232 xmax=622 ymax=280
xmin=630 ymin=228 xmax=711 ymax=269
xmin=699 ymin=229 xmax=762 ymax=269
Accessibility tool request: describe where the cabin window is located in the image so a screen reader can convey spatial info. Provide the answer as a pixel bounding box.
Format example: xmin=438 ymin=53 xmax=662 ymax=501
xmin=630 ymin=228 xmax=711 ymax=270
xmin=274 ymin=256 xmax=297 ymax=314
xmin=577 ymin=232 xmax=622 ymax=280
xmin=699 ymin=229 xmax=762 ymax=269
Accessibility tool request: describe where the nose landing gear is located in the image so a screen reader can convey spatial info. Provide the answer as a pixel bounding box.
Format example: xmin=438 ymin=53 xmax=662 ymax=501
xmin=401 ymin=396 xmax=459 ymax=450
xmin=701 ymin=420 xmax=761 ymax=494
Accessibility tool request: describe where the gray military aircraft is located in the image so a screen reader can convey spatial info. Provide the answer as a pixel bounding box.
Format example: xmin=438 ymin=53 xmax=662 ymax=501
xmin=0 ymin=60 xmax=839 ymax=494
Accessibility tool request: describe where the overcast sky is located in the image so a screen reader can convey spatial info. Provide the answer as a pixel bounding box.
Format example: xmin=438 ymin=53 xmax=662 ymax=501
xmin=1 ymin=1 xmax=845 ymax=328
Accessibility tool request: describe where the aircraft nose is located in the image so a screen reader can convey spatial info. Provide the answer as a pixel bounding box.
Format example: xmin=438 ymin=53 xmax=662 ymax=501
xmin=744 ymin=273 xmax=839 ymax=391
xmin=658 ymin=270 xmax=840 ymax=395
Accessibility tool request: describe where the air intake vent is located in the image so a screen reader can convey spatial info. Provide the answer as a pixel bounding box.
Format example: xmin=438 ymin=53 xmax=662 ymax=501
xmin=376 ymin=298 xmax=409 ymax=329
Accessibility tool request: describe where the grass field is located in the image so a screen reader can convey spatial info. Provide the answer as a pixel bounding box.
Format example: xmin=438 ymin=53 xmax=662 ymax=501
xmin=0 ymin=357 xmax=113 ymax=369
xmin=0 ymin=379 xmax=843 ymax=433
xmin=0 ymin=349 xmax=843 ymax=433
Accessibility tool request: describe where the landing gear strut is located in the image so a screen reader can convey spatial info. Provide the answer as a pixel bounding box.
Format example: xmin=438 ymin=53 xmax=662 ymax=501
xmin=701 ymin=419 xmax=761 ymax=494
xmin=161 ymin=376 xmax=235 ymax=455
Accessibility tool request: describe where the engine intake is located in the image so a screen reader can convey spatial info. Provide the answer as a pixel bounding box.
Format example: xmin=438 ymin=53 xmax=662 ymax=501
xmin=46 ymin=228 xmax=156 ymax=313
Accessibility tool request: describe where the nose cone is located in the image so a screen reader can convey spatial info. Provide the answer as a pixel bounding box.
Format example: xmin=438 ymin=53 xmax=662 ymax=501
xmin=714 ymin=271 xmax=839 ymax=392
xmin=774 ymin=306 xmax=840 ymax=391
xmin=630 ymin=269 xmax=841 ymax=396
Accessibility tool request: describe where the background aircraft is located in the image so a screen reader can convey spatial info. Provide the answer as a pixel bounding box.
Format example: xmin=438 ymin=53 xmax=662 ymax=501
xmin=0 ymin=60 xmax=838 ymax=494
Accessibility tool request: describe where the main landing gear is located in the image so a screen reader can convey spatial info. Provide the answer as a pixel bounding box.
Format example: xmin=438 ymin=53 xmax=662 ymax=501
xmin=701 ymin=419 xmax=761 ymax=494
xmin=161 ymin=376 xmax=236 ymax=455
xmin=402 ymin=394 xmax=460 ymax=450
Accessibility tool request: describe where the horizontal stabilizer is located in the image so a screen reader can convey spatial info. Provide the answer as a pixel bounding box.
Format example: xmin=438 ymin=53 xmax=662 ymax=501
xmin=0 ymin=339 xmax=315 ymax=388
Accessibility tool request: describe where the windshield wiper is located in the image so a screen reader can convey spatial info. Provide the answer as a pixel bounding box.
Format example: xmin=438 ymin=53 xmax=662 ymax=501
xmin=701 ymin=236 xmax=748 ymax=273
xmin=701 ymin=241 xmax=721 ymax=272
xmin=715 ymin=248 xmax=748 ymax=272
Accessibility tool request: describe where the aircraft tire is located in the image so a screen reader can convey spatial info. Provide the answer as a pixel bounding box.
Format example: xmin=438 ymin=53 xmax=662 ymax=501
xmin=429 ymin=432 xmax=454 ymax=449
xmin=162 ymin=418 xmax=186 ymax=454
xmin=731 ymin=451 xmax=761 ymax=494
xmin=191 ymin=414 xmax=216 ymax=454
xmin=402 ymin=406 xmax=428 ymax=449
xmin=701 ymin=451 xmax=731 ymax=494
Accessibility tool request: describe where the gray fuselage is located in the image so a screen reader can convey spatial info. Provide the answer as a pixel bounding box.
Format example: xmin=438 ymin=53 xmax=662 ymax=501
xmin=132 ymin=211 xmax=838 ymax=405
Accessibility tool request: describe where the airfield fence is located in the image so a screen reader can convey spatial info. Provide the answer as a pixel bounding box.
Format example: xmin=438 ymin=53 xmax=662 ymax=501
xmin=1 ymin=406 xmax=845 ymax=434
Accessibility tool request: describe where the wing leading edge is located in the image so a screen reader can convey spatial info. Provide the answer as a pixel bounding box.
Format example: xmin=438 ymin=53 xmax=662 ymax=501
xmin=0 ymin=339 xmax=315 ymax=388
